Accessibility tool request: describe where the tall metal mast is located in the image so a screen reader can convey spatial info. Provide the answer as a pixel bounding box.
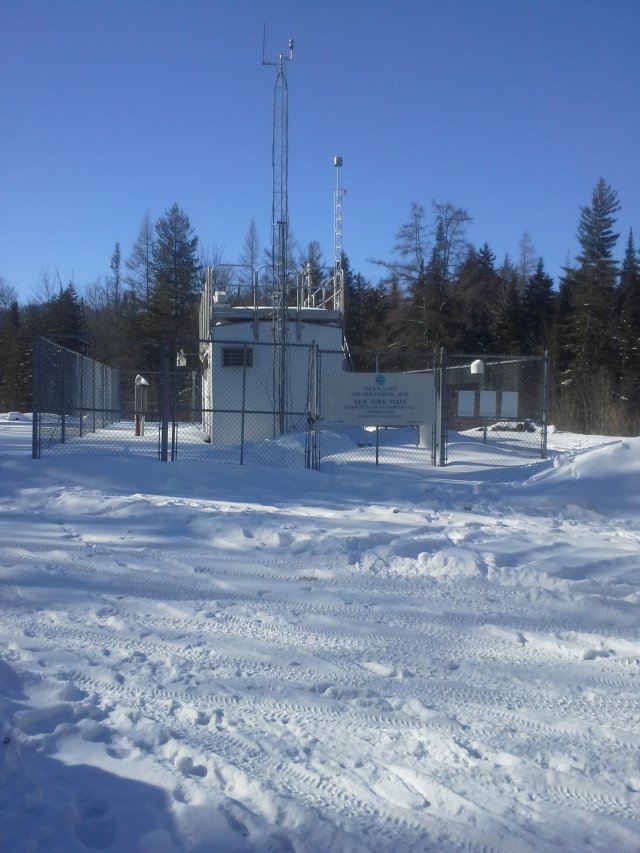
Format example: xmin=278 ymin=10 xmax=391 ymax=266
xmin=333 ymin=156 xmax=344 ymax=271
xmin=332 ymin=156 xmax=346 ymax=316
xmin=263 ymin=29 xmax=294 ymax=434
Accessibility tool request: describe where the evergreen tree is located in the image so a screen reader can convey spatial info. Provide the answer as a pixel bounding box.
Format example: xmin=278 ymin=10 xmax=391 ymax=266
xmin=408 ymin=219 xmax=452 ymax=351
xmin=451 ymin=243 xmax=500 ymax=352
xmin=0 ymin=298 xmax=20 ymax=408
xmin=616 ymin=230 xmax=640 ymax=422
xmin=150 ymin=204 xmax=200 ymax=337
xmin=43 ymin=284 xmax=85 ymax=350
xmin=523 ymin=258 xmax=555 ymax=353
xmin=0 ymin=300 xmax=38 ymax=411
xmin=125 ymin=213 xmax=155 ymax=335
xmin=375 ymin=274 xmax=404 ymax=354
xmin=343 ymin=256 xmax=390 ymax=355
xmin=431 ymin=201 xmax=472 ymax=281
xmin=558 ymin=178 xmax=621 ymax=431
xmin=404 ymin=202 xmax=472 ymax=352
xmin=492 ymin=257 xmax=523 ymax=353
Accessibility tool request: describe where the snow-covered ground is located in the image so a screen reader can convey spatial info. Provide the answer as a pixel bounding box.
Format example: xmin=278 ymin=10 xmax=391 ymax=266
xmin=0 ymin=414 xmax=638 ymax=852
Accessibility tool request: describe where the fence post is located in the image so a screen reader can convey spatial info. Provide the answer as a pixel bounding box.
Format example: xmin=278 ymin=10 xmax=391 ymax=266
xmin=31 ymin=335 xmax=39 ymax=459
xmin=160 ymin=339 xmax=169 ymax=461
xmin=79 ymin=355 xmax=84 ymax=438
xmin=102 ymin=363 xmax=107 ymax=428
xmin=171 ymin=340 xmax=178 ymax=462
xmin=240 ymin=343 xmax=247 ymax=465
xmin=437 ymin=347 xmax=447 ymax=466
xmin=375 ymin=353 xmax=380 ymax=465
xmin=313 ymin=343 xmax=320 ymax=470
xmin=541 ymin=351 xmax=549 ymax=459
xmin=92 ymin=359 xmax=96 ymax=432
xmin=61 ymin=348 xmax=66 ymax=444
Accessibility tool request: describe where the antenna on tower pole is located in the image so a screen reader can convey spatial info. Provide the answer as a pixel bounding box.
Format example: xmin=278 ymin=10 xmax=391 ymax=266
xmin=263 ymin=26 xmax=294 ymax=434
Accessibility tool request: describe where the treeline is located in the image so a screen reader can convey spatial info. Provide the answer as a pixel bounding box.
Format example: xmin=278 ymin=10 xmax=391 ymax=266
xmin=0 ymin=204 xmax=201 ymax=403
xmin=1 ymin=180 xmax=639 ymax=435
xmin=344 ymin=179 xmax=640 ymax=435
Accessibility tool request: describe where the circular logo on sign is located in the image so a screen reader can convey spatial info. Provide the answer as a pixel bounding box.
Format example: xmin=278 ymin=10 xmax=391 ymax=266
xmin=375 ymin=374 xmax=385 ymax=385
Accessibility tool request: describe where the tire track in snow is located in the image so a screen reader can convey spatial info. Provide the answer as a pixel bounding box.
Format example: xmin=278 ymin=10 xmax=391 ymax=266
xmin=45 ymin=669 xmax=545 ymax=853
xmin=4 ymin=531 xmax=640 ymax=849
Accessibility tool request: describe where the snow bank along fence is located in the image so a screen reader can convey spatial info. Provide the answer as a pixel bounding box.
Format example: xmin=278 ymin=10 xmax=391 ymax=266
xmin=32 ymin=336 xmax=547 ymax=466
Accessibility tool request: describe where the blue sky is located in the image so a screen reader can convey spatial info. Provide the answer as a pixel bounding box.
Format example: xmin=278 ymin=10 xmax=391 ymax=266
xmin=1 ymin=0 xmax=638 ymax=304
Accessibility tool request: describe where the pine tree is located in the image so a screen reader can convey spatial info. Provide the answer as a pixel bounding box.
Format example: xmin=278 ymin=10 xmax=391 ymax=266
xmin=558 ymin=178 xmax=621 ymax=431
xmin=125 ymin=214 xmax=154 ymax=335
xmin=0 ymin=301 xmax=38 ymax=411
xmin=451 ymin=243 xmax=500 ymax=352
xmin=43 ymin=284 xmax=85 ymax=351
xmin=523 ymin=258 xmax=555 ymax=353
xmin=492 ymin=257 xmax=523 ymax=353
xmin=0 ymin=298 xmax=19 ymax=408
xmin=419 ymin=223 xmax=450 ymax=349
xmin=150 ymin=205 xmax=200 ymax=338
xmin=343 ymin=256 xmax=391 ymax=355
xmin=431 ymin=201 xmax=472 ymax=281
xmin=616 ymin=230 xmax=640 ymax=424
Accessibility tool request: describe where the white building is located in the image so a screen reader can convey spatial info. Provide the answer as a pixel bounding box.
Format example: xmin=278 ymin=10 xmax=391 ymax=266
xmin=199 ymin=267 xmax=345 ymax=445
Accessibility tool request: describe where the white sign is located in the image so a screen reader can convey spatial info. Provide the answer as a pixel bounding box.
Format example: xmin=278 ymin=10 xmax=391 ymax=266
xmin=501 ymin=391 xmax=519 ymax=418
xmin=479 ymin=390 xmax=497 ymax=418
xmin=322 ymin=372 xmax=434 ymax=426
xmin=457 ymin=390 xmax=475 ymax=417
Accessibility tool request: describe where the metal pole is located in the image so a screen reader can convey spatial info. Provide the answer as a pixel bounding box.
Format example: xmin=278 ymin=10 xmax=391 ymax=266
xmin=438 ymin=347 xmax=447 ymax=466
xmin=315 ymin=344 xmax=321 ymax=470
xmin=375 ymin=353 xmax=380 ymax=465
xmin=541 ymin=351 xmax=549 ymax=459
xmin=240 ymin=344 xmax=247 ymax=465
xmin=79 ymin=355 xmax=84 ymax=438
xmin=92 ymin=358 xmax=96 ymax=433
xmin=31 ymin=335 xmax=39 ymax=459
xmin=160 ymin=339 xmax=169 ymax=461
xmin=171 ymin=341 xmax=178 ymax=461
xmin=61 ymin=348 xmax=66 ymax=444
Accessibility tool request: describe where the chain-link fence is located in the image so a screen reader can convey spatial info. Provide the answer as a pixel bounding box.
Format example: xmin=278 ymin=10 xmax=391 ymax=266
xmin=33 ymin=336 xmax=547 ymax=468
xmin=169 ymin=339 xmax=436 ymax=469
xmin=33 ymin=337 xmax=122 ymax=456
xmin=440 ymin=352 xmax=548 ymax=465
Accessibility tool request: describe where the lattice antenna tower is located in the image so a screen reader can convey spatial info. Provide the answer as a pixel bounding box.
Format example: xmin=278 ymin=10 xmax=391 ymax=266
xmin=263 ymin=28 xmax=294 ymax=433
xmin=333 ymin=156 xmax=345 ymax=272
xmin=263 ymin=30 xmax=294 ymax=322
